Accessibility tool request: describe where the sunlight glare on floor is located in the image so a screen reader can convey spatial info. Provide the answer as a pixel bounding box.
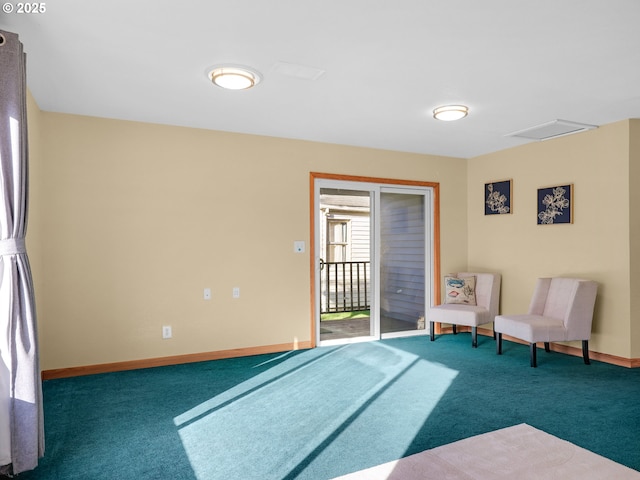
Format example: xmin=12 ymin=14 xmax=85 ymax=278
xmin=174 ymin=342 xmax=458 ymax=479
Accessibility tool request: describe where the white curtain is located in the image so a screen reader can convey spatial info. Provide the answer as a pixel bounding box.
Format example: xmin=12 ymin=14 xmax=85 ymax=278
xmin=0 ymin=29 xmax=44 ymax=476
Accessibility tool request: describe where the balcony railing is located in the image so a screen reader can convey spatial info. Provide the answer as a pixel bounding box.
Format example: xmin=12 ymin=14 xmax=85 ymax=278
xmin=320 ymin=261 xmax=370 ymax=314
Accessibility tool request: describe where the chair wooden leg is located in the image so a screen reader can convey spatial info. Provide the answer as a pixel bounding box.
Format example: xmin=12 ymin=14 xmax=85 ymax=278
xmin=496 ymin=333 xmax=502 ymax=354
xmin=472 ymin=327 xmax=478 ymax=348
xmin=430 ymin=321 xmax=435 ymax=341
xmin=544 ymin=342 xmax=550 ymax=352
xmin=530 ymin=343 xmax=537 ymax=368
xmin=582 ymin=340 xmax=590 ymax=365
xmin=452 ymin=324 xmax=457 ymax=335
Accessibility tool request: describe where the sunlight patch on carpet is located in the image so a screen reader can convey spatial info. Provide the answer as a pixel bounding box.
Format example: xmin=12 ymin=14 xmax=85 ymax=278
xmin=174 ymin=342 xmax=458 ymax=480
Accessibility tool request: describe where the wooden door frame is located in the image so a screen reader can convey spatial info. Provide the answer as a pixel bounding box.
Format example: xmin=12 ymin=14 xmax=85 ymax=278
xmin=309 ymin=172 xmax=441 ymax=347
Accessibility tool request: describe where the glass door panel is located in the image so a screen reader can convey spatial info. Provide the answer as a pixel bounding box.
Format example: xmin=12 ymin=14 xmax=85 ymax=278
xmin=318 ymin=186 xmax=373 ymax=343
xmin=380 ymin=191 xmax=427 ymax=336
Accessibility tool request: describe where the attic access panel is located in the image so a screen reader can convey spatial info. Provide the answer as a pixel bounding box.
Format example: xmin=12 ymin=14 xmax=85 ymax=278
xmin=507 ymin=120 xmax=597 ymax=141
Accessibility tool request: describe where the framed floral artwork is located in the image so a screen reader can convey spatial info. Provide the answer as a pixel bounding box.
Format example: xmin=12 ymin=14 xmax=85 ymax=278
xmin=485 ymin=179 xmax=512 ymax=215
xmin=537 ymin=184 xmax=573 ymax=224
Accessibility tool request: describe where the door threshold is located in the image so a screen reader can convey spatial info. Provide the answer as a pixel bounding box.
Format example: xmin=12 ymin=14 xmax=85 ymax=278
xmin=317 ymin=335 xmax=378 ymax=347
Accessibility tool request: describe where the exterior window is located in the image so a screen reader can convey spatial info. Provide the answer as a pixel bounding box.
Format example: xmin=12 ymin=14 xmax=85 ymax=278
xmin=327 ymin=220 xmax=349 ymax=262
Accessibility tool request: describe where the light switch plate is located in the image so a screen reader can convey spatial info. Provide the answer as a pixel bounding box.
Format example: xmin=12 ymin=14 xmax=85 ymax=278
xmin=294 ymin=241 xmax=305 ymax=253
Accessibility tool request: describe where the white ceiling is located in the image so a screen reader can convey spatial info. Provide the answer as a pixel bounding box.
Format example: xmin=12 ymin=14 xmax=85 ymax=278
xmin=2 ymin=0 xmax=640 ymax=158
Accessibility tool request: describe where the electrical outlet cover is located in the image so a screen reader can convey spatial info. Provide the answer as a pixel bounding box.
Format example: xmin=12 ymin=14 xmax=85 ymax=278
xmin=162 ymin=326 xmax=172 ymax=339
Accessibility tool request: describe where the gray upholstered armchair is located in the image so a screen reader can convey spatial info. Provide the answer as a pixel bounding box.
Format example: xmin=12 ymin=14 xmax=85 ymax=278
xmin=428 ymin=272 xmax=501 ymax=347
xmin=495 ymin=277 xmax=598 ymax=367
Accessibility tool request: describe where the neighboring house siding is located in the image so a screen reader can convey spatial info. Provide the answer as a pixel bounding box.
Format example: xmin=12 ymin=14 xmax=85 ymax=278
xmin=380 ymin=194 xmax=425 ymax=322
xmin=349 ymin=214 xmax=370 ymax=262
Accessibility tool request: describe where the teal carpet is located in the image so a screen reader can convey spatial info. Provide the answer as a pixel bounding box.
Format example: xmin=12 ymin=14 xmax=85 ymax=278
xmin=16 ymin=334 xmax=640 ymax=479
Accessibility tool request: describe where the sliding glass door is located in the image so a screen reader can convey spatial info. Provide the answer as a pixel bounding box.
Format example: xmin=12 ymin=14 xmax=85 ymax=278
xmin=314 ymin=177 xmax=433 ymax=346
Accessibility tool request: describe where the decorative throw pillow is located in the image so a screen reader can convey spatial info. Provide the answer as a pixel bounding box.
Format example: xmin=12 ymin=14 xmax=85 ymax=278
xmin=444 ymin=275 xmax=477 ymax=305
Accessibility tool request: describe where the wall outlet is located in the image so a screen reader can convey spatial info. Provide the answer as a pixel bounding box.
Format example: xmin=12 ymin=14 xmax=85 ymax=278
xmin=204 ymin=288 xmax=211 ymax=300
xmin=162 ymin=325 xmax=172 ymax=339
xmin=232 ymin=287 xmax=240 ymax=298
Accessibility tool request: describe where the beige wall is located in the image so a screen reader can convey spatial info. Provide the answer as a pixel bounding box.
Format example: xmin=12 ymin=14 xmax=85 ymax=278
xmin=630 ymin=120 xmax=640 ymax=358
xmin=26 ymin=93 xmax=640 ymax=369
xmin=26 ymin=92 xmax=44 ymax=329
xmin=468 ymin=121 xmax=633 ymax=358
xmin=28 ymin=108 xmax=467 ymax=370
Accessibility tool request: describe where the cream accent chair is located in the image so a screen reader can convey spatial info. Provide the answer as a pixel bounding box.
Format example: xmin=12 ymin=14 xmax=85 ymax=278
xmin=428 ymin=272 xmax=501 ymax=348
xmin=495 ymin=277 xmax=598 ymax=367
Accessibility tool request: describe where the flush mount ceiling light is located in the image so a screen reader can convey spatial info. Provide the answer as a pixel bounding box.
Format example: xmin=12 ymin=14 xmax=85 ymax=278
xmin=433 ymin=105 xmax=469 ymax=121
xmin=208 ymin=65 xmax=262 ymax=90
